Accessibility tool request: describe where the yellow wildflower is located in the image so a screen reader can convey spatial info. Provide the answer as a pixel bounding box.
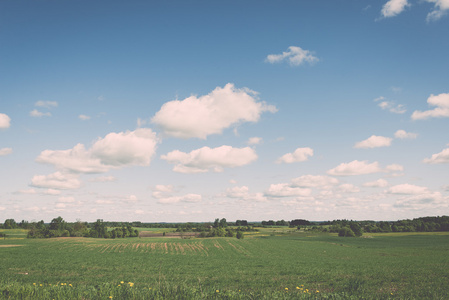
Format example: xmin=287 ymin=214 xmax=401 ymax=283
xmin=216 ymin=290 xmax=219 ymax=293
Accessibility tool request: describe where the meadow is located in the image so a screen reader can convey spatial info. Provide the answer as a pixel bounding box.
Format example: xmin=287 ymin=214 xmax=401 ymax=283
xmin=1 ymin=228 xmax=448 ymax=299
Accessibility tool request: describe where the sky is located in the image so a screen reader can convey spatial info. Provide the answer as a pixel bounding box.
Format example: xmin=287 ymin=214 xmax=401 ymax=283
xmin=1 ymin=0 xmax=449 ymax=223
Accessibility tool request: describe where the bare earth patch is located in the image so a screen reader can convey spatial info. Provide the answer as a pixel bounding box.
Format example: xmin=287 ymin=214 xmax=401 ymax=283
xmin=0 ymin=245 xmax=24 ymax=247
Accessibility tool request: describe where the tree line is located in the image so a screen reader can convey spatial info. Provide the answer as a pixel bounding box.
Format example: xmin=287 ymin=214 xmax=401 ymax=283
xmin=2 ymin=216 xmax=448 ymax=239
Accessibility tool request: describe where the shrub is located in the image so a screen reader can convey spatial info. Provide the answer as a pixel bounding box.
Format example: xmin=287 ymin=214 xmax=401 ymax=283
xmin=338 ymin=227 xmax=355 ymax=237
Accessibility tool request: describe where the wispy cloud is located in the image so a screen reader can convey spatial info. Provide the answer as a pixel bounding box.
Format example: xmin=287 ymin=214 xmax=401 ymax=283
xmin=30 ymin=109 xmax=51 ymax=117
xmin=265 ymin=46 xmax=319 ymax=66
xmin=35 ymin=101 xmax=58 ymax=108
xmin=0 ymin=147 xmax=12 ymax=156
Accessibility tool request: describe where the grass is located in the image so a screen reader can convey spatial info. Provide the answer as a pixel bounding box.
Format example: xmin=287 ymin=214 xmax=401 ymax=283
xmin=1 ymin=229 xmax=448 ymax=299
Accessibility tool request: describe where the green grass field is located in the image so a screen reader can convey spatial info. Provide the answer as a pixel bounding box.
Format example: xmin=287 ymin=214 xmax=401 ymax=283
xmin=1 ymin=229 xmax=448 ymax=299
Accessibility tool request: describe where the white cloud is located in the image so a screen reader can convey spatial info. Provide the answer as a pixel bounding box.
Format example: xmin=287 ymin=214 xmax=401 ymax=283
xmin=363 ymin=178 xmax=389 ymax=188
xmin=158 ymin=194 xmax=202 ymax=204
xmin=394 ymin=192 xmax=446 ymax=210
xmin=354 ymin=135 xmax=392 ymax=149
xmin=426 ymin=0 xmax=449 ymax=21
xmin=388 ymin=183 xmax=429 ymax=194
xmin=247 ymin=137 xmax=263 ymax=145
xmin=0 ymin=113 xmax=11 ymax=129
xmin=377 ymin=101 xmax=406 ymax=114
xmin=327 ymin=160 xmax=382 ymax=176
xmin=44 ymin=189 xmax=61 ymax=195
xmin=79 ymin=114 xmax=91 ymax=121
xmin=265 ymin=183 xmax=312 ymax=197
xmin=30 ymin=109 xmax=51 ymax=117
xmin=0 ymin=148 xmax=12 ymax=156
xmin=16 ymin=188 xmax=37 ymax=194
xmin=89 ymin=176 xmax=117 ymax=182
xmin=124 ymin=195 xmax=138 ymax=203
xmin=381 ymin=0 xmax=409 ymax=18
xmin=35 ymin=101 xmax=58 ymax=108
xmin=31 ymin=172 xmax=81 ymax=190
xmin=385 ymin=163 xmax=404 ymax=172
xmin=161 ymin=145 xmax=257 ymax=173
xmin=411 ymin=93 xmax=449 ymax=120
xmin=265 ymin=46 xmax=319 ymax=66
xmin=58 ymin=196 xmax=75 ymax=203
xmin=394 ymin=130 xmax=418 ymax=139
xmin=226 ymin=186 xmax=267 ymax=201
xmin=338 ymin=184 xmax=360 ymax=193
xmin=36 ymin=128 xmax=158 ymax=173
xmin=423 ymin=147 xmax=449 ymax=164
xmin=276 ymin=147 xmax=313 ymax=163
xmin=290 ymin=175 xmax=339 ymax=188
xmin=152 ymin=185 xmax=202 ymax=204
xmin=152 ymin=83 xmax=276 ymax=139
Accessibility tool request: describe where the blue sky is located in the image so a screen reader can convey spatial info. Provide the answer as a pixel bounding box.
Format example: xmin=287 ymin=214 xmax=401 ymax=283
xmin=1 ymin=0 xmax=448 ymax=222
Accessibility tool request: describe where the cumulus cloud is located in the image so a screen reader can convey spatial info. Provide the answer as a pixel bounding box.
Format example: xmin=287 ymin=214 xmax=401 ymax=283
xmin=0 ymin=148 xmax=12 ymax=156
xmin=30 ymin=109 xmax=51 ymax=117
xmin=276 ymin=147 xmax=313 ymax=163
xmin=388 ymin=183 xmax=429 ymax=194
xmin=354 ymin=135 xmax=392 ymax=149
xmin=152 ymin=83 xmax=276 ymax=139
xmin=381 ymin=0 xmax=410 ymax=18
xmin=426 ymin=0 xmax=449 ymax=21
xmin=35 ymin=101 xmax=58 ymax=108
xmin=79 ymin=114 xmax=91 ymax=121
xmin=36 ymin=128 xmax=158 ymax=173
xmin=0 ymin=113 xmax=11 ymax=129
xmin=31 ymin=172 xmax=81 ymax=190
xmin=393 ymin=192 xmax=447 ymax=210
xmin=290 ymin=175 xmax=339 ymax=188
xmin=394 ymin=130 xmax=418 ymax=139
xmin=161 ymin=145 xmax=257 ymax=173
xmin=363 ymin=178 xmax=389 ymax=188
xmin=327 ymin=160 xmax=383 ymax=176
xmin=265 ymin=183 xmax=312 ymax=197
xmin=423 ymin=147 xmax=449 ymax=164
xmin=226 ymin=186 xmax=267 ymax=201
xmin=411 ymin=93 xmax=449 ymax=120
xmin=265 ymin=46 xmax=319 ymax=66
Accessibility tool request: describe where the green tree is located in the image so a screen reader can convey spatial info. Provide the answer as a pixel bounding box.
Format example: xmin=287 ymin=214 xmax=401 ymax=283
xmin=3 ymin=219 xmax=17 ymax=229
xmin=349 ymin=222 xmax=363 ymax=237
xmin=338 ymin=226 xmax=355 ymax=237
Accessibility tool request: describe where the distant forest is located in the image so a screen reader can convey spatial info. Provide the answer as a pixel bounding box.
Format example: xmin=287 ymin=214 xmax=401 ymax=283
xmin=1 ymin=216 xmax=448 ymax=239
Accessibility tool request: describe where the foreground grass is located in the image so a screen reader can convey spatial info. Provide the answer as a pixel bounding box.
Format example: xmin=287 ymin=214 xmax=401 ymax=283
xmin=1 ymin=231 xmax=448 ymax=299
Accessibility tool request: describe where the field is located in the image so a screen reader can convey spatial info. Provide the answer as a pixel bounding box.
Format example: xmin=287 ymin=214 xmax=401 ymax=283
xmin=1 ymin=228 xmax=449 ymax=299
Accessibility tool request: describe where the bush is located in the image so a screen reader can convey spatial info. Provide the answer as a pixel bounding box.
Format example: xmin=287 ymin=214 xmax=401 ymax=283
xmin=338 ymin=227 xmax=355 ymax=237
xmin=236 ymin=231 xmax=244 ymax=239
